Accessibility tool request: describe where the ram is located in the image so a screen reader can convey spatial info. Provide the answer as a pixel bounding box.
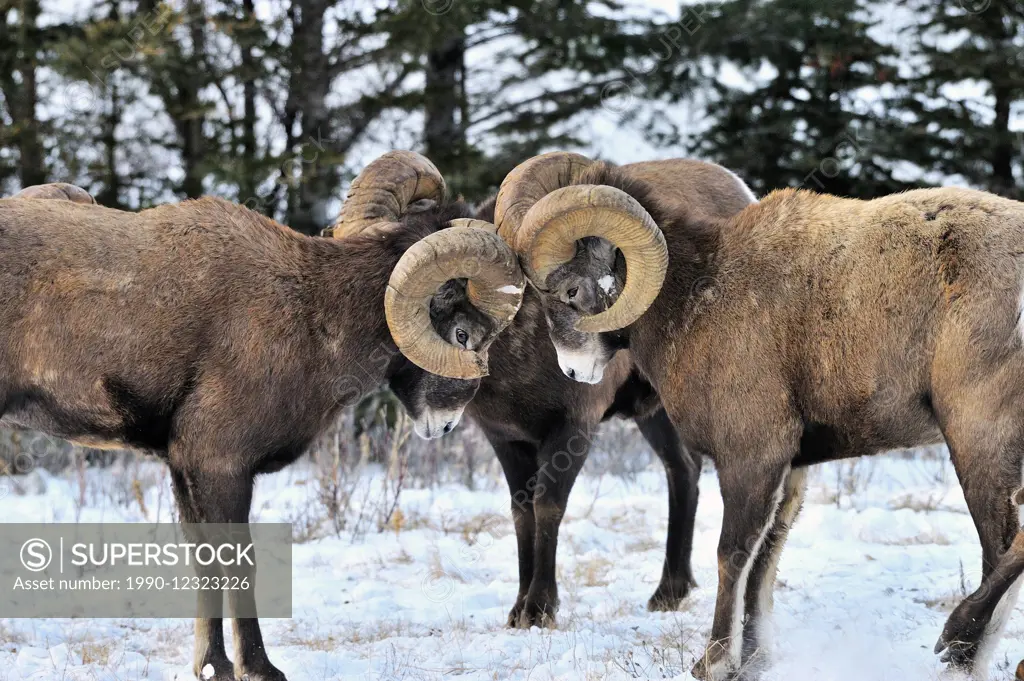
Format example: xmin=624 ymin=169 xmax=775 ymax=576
xmin=0 ymin=176 xmax=524 ymax=681
xmin=494 ymin=152 xmax=1024 ymax=680
xmin=333 ymin=152 xmax=754 ymax=626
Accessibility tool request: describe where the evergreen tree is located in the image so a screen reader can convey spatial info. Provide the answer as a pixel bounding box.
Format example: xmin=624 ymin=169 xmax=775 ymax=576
xmin=897 ymin=0 xmax=1024 ymax=198
xmin=377 ymin=0 xmax=668 ymax=200
xmin=683 ymin=0 xmax=918 ymax=198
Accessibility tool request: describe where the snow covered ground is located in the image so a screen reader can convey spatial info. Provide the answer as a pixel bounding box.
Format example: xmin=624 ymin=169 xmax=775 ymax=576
xmin=1 ymin=447 xmax=1022 ymax=681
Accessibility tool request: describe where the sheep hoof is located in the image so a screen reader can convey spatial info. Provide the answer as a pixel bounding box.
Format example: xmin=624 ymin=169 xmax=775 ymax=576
xmin=514 ymin=596 xmax=558 ymax=629
xmin=934 ymin=598 xmax=988 ymax=670
xmin=691 ymin=640 xmax=736 ymax=681
xmin=237 ymin=664 xmax=288 ymax=681
xmin=1015 ymin=659 xmax=1024 ymax=681
xmin=195 ymin=660 xmax=234 ymax=681
xmin=647 ymin=576 xmax=695 ymax=612
xmin=506 ymin=596 xmax=527 ymax=628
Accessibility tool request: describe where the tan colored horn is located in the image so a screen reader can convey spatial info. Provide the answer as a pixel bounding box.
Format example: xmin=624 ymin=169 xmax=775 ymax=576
xmin=515 ymin=184 xmax=667 ymax=333
xmin=494 ymin=151 xmax=595 ymax=248
xmin=385 ymin=227 xmax=525 ymax=379
xmin=13 ymin=183 xmax=95 ymax=204
xmin=447 ymin=218 xmax=498 ymax=234
xmin=334 ymin=151 xmax=446 ymax=239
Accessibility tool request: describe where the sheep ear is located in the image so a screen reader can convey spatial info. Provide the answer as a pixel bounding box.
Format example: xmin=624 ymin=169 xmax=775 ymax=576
xmin=1013 ymin=487 xmax=1024 ymax=505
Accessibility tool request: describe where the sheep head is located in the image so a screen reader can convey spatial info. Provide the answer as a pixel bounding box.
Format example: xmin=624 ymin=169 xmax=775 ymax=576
xmin=338 ymin=151 xmax=525 ymax=381
xmin=495 ymin=152 xmax=667 ymax=335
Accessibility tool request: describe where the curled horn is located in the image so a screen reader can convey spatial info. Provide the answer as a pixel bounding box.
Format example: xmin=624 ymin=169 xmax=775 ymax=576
xmin=385 ymin=226 xmax=525 ymax=379
xmin=333 ymin=151 xmax=446 ymax=239
xmin=447 ymin=217 xmax=498 ymax=234
xmin=13 ymin=183 xmax=95 ymax=204
xmin=495 ymin=152 xmax=667 ymax=333
xmin=494 ymin=151 xmax=594 ymax=249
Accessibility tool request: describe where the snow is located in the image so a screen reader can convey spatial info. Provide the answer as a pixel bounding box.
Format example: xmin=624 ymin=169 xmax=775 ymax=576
xmin=1 ymin=449 xmax=1021 ymax=680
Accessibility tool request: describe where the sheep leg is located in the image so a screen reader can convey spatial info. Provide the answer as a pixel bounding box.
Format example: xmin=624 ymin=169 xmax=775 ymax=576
xmin=491 ymin=439 xmax=541 ymax=627
xmin=692 ymin=460 xmax=793 ymax=681
xmin=937 ymin=414 xmax=1023 ymax=675
xmin=171 ymin=463 xmax=286 ymax=681
xmin=518 ymin=422 xmax=593 ymax=629
xmin=937 ymin=529 xmax=1024 ymax=665
xmin=636 ymin=408 xmax=701 ymax=611
xmin=739 ymin=467 xmax=807 ymax=673
xmin=170 ymin=470 xmax=234 ymax=681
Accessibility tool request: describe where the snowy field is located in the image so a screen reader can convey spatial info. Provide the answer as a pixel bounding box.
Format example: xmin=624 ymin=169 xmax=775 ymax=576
xmin=1 ymin=448 xmax=1022 ymax=681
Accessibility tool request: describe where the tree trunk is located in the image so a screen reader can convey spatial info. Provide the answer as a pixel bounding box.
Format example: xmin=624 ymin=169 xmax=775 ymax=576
xmin=286 ymin=0 xmax=334 ymax=235
xmin=177 ymin=0 xmax=207 ymax=199
xmin=14 ymin=0 xmax=45 ymax=187
xmin=424 ymin=35 xmax=467 ymax=182
xmin=238 ymin=0 xmax=259 ymax=204
xmin=989 ymin=83 xmax=1016 ymax=198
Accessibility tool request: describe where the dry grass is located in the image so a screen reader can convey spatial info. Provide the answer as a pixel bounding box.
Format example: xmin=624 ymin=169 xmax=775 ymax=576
xmin=626 ymin=536 xmax=662 ymax=553
xmin=77 ymin=639 xmax=115 ymax=665
xmin=914 ymin=591 xmax=962 ymax=613
xmin=872 ymin=529 xmax=953 ymax=546
xmin=888 ymin=491 xmax=946 ymax=512
xmin=573 ymin=555 xmax=615 ymax=588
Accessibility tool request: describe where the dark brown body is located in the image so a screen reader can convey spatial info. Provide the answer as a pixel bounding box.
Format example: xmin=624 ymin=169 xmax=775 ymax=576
xmin=468 ymin=282 xmax=700 ymax=625
xmin=434 ymin=165 xmax=754 ymax=627
xmin=0 ymin=195 xmax=434 ymax=681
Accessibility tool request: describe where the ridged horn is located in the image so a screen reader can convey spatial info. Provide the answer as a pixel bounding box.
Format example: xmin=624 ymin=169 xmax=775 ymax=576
xmin=385 ymin=227 xmax=525 ymax=379
xmin=333 ymin=151 xmax=446 ymax=239
xmin=494 ymin=151 xmax=595 ymax=249
xmin=447 ymin=217 xmax=498 ymax=234
xmin=13 ymin=183 xmax=95 ymax=204
xmin=518 ymin=184 xmax=666 ymax=332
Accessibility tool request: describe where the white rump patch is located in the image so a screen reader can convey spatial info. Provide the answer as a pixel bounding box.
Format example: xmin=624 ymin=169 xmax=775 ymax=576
xmin=598 ymin=275 xmax=616 ymax=294
xmin=498 ymin=285 xmax=522 ymax=294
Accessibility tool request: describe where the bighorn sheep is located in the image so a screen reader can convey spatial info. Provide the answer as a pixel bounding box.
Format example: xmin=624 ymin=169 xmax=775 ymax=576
xmin=332 ymin=152 xmax=753 ymax=625
xmin=0 ymin=174 xmax=524 ymax=681
xmin=494 ymin=152 xmax=1024 ymax=680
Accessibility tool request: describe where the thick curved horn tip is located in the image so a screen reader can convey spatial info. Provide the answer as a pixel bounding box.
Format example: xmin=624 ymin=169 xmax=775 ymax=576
xmin=335 ymin=150 xmax=446 ymax=239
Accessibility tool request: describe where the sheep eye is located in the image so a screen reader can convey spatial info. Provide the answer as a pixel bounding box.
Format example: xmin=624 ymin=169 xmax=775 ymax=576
xmin=455 ymin=329 xmax=469 ymax=347
xmin=567 ymin=287 xmax=579 ymax=299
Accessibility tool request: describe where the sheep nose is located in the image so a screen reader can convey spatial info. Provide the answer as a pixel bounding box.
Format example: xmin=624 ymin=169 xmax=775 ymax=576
xmin=566 ymin=368 xmax=576 ymax=380
xmin=443 ymin=422 xmax=454 ymax=434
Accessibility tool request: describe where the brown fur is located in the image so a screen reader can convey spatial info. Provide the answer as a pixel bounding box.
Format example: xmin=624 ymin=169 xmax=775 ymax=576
xmin=609 ymin=182 xmax=1024 ymax=678
xmin=462 ymin=165 xmax=753 ymax=624
xmin=0 ymin=195 xmax=440 ymax=681
xmin=618 ymin=158 xmax=757 ymax=221
xmin=389 ymin=194 xmax=710 ymax=626
xmin=524 ymin=164 xmax=1024 ymax=678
